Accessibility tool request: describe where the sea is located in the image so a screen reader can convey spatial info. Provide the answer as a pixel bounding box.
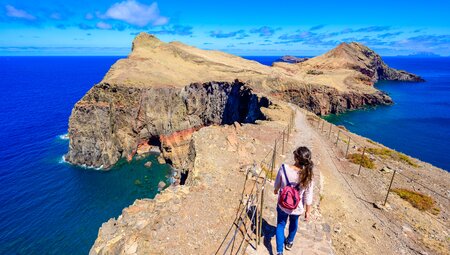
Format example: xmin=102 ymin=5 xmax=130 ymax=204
xmin=0 ymin=57 xmax=172 ymax=254
xmin=0 ymin=56 xmax=449 ymax=254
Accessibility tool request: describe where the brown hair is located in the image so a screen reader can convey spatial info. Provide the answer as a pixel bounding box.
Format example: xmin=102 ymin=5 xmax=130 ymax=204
xmin=293 ymin=146 xmax=314 ymax=188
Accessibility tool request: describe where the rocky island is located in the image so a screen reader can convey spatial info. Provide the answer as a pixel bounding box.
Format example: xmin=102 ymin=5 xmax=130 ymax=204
xmin=64 ymin=33 xmax=450 ymax=255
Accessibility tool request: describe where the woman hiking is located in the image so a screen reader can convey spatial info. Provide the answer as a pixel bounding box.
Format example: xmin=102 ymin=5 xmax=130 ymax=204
xmin=274 ymin=146 xmax=314 ymax=255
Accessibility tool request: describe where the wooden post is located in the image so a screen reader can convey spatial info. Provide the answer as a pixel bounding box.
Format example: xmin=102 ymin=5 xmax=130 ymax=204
xmin=328 ymin=123 xmax=332 ymax=139
xmin=255 ymin=188 xmax=260 ymax=250
xmin=271 ymin=140 xmax=277 ymax=179
xmin=345 ymin=136 xmax=351 ymax=157
xmin=384 ymin=170 xmax=397 ymax=206
xmin=281 ymin=130 xmax=285 ymax=155
xmin=335 ymin=129 xmax=341 ymax=146
xmin=357 ymin=147 xmax=366 ymax=175
xmin=258 ymin=186 xmax=265 ymax=245
xmin=321 ymin=120 xmax=325 ymax=132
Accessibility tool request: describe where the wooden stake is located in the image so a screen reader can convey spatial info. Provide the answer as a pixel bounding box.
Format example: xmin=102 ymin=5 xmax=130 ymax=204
xmin=328 ymin=123 xmax=332 ymax=138
xmin=335 ymin=130 xmax=341 ymax=146
xmin=345 ymin=136 xmax=351 ymax=157
xmin=384 ymin=170 xmax=397 ymax=206
xmin=357 ymin=147 xmax=366 ymax=175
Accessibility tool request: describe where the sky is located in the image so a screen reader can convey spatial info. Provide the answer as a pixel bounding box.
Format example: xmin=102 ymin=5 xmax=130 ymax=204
xmin=1 ymin=0 xmax=450 ymax=56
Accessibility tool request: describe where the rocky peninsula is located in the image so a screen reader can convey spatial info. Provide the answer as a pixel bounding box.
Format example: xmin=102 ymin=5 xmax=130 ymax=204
xmin=66 ymin=33 xmax=423 ymax=170
xmin=63 ymin=33 xmax=450 ymax=255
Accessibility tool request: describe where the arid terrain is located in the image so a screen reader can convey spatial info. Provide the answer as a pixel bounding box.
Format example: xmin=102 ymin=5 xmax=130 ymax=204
xmin=63 ymin=33 xmax=449 ymax=255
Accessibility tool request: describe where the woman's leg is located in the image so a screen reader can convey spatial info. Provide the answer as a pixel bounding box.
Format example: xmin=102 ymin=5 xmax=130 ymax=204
xmin=276 ymin=206 xmax=288 ymax=253
xmin=286 ymin=214 xmax=300 ymax=244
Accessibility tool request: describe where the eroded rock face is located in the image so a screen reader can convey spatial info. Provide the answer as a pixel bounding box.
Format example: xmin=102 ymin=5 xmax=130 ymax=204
xmin=66 ymin=33 xmax=424 ymax=169
xmin=276 ymin=84 xmax=393 ymax=115
xmin=65 ymin=80 xmax=269 ymax=169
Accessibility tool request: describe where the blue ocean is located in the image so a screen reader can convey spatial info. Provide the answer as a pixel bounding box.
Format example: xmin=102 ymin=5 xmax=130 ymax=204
xmin=323 ymin=57 xmax=450 ymax=171
xmin=0 ymin=56 xmax=449 ymax=254
xmin=0 ymin=57 xmax=172 ymax=254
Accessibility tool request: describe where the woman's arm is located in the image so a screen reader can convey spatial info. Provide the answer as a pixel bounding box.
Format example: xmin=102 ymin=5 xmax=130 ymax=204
xmin=303 ymin=181 xmax=314 ymax=221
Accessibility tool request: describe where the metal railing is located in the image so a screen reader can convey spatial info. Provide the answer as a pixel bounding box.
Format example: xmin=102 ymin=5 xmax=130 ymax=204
xmin=215 ymin=109 xmax=296 ymax=255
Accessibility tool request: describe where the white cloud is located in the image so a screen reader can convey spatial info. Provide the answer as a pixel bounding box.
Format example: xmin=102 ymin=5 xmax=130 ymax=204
xmin=50 ymin=13 xmax=61 ymax=20
xmin=96 ymin=21 xmax=112 ymax=30
xmin=103 ymin=0 xmax=168 ymax=27
xmin=85 ymin=13 xmax=94 ymax=20
xmin=5 ymin=5 xmax=35 ymax=20
xmin=152 ymin=16 xmax=169 ymax=26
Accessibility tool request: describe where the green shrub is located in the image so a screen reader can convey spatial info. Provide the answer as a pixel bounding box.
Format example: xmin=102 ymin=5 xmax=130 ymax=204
xmin=366 ymin=148 xmax=418 ymax=167
xmin=392 ymin=188 xmax=437 ymax=212
xmin=306 ymin=69 xmax=324 ymax=75
xmin=347 ymin=153 xmax=375 ymax=169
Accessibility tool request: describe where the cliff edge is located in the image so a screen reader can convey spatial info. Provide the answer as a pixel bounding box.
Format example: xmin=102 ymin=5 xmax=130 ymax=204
xmin=66 ymin=33 xmax=423 ymax=170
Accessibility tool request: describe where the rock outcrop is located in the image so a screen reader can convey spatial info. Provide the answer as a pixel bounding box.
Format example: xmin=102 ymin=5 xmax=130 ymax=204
xmin=277 ymin=55 xmax=309 ymax=63
xmin=66 ymin=80 xmax=269 ymax=169
xmin=66 ymin=33 xmax=423 ymax=169
xmin=300 ymin=42 xmax=424 ymax=82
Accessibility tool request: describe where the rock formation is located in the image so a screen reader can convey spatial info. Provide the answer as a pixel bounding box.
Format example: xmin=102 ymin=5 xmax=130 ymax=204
xmin=66 ymin=33 xmax=423 ymax=170
xmin=277 ymin=55 xmax=309 ymax=63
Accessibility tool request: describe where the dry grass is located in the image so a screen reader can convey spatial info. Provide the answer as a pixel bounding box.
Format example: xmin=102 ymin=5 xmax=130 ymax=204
xmin=306 ymin=69 xmax=324 ymax=75
xmin=366 ymin=147 xmax=419 ymax=167
xmin=366 ymin=139 xmax=377 ymax=145
xmin=261 ymin=164 xmax=277 ymax=180
xmin=392 ymin=188 xmax=438 ymax=214
xmin=347 ymin=153 xmax=376 ymax=169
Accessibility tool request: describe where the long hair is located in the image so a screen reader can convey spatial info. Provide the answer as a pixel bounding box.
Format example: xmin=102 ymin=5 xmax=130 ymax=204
xmin=293 ymin=146 xmax=314 ymax=188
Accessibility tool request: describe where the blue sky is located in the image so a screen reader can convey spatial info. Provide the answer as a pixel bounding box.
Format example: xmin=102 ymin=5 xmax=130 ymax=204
xmin=1 ymin=0 xmax=449 ymax=56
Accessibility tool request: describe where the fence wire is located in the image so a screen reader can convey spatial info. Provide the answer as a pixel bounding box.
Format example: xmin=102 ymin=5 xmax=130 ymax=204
xmin=307 ymin=115 xmax=449 ymax=206
xmin=215 ymin=109 xmax=295 ymax=255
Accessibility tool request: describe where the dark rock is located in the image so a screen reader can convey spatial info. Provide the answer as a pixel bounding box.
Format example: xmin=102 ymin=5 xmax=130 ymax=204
xmin=277 ymin=55 xmax=309 ymax=64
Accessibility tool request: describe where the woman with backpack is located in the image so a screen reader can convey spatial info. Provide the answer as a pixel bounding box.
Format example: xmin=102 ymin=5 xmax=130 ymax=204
xmin=274 ymin=146 xmax=314 ymax=255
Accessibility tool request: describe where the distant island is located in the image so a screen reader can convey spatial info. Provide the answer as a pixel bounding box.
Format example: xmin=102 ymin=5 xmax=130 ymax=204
xmin=276 ymin=55 xmax=309 ymax=63
xmin=400 ymin=52 xmax=442 ymax=58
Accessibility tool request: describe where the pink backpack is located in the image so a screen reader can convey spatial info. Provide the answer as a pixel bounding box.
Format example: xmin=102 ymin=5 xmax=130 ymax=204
xmin=278 ymin=164 xmax=301 ymax=210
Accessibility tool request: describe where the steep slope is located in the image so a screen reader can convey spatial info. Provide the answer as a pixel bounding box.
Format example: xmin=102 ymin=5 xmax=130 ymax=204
xmin=66 ymin=33 xmax=423 ymax=169
xmin=301 ymin=42 xmax=424 ymax=82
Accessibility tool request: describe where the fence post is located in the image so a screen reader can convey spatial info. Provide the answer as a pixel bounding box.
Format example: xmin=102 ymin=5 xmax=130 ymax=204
xmin=258 ymin=186 xmax=265 ymax=245
xmin=345 ymin=136 xmax=351 ymax=157
xmin=271 ymin=140 xmax=277 ymax=179
xmin=384 ymin=169 xmax=397 ymax=206
xmin=281 ymin=130 xmax=285 ymax=155
xmin=321 ymin=120 xmax=325 ymax=132
xmin=255 ymin=187 xmax=260 ymax=250
xmin=335 ymin=129 xmax=341 ymax=146
xmin=357 ymin=147 xmax=366 ymax=175
xmin=328 ymin=123 xmax=332 ymax=139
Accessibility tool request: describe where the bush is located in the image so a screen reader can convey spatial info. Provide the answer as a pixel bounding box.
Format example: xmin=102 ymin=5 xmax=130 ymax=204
xmin=347 ymin=153 xmax=376 ymax=169
xmin=392 ymin=188 xmax=437 ymax=212
xmin=366 ymin=148 xmax=418 ymax=167
xmin=306 ymin=69 xmax=324 ymax=75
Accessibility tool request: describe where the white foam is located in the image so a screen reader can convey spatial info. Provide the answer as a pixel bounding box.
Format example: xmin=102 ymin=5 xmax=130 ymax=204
xmin=58 ymin=133 xmax=69 ymax=140
xmin=59 ymin=154 xmax=104 ymax=170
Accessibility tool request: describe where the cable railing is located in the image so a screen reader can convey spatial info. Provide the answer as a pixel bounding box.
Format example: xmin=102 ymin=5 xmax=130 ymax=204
xmin=307 ymin=114 xmax=449 ymax=207
xmin=215 ymin=109 xmax=296 ymax=255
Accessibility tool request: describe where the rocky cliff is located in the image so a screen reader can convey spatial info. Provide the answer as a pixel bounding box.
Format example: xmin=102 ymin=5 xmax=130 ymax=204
xmin=66 ymin=80 xmax=269 ymax=170
xmin=66 ymin=33 xmax=423 ymax=169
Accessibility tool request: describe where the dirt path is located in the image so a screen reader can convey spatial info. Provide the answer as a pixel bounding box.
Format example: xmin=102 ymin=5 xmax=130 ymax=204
xmin=250 ymin=104 xmax=422 ymax=255
xmin=248 ymin=106 xmax=334 ymax=255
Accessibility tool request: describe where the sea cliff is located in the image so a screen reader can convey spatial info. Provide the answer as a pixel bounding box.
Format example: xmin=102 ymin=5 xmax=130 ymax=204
xmin=66 ymin=33 xmax=423 ymax=170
